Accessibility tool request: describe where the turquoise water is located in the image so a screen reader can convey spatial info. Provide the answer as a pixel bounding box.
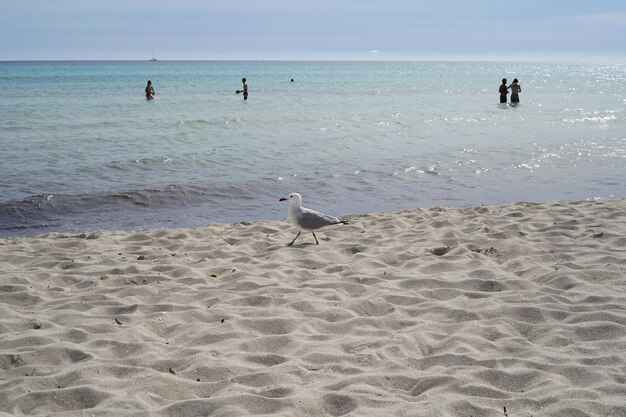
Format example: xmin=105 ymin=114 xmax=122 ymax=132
xmin=1 ymin=61 xmax=625 ymax=236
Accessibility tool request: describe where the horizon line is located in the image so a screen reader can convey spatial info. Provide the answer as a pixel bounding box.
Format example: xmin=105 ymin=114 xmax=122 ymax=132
xmin=2 ymin=58 xmax=626 ymax=64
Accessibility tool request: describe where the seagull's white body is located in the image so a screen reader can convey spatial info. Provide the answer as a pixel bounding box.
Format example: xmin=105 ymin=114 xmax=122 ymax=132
xmin=279 ymin=193 xmax=346 ymax=245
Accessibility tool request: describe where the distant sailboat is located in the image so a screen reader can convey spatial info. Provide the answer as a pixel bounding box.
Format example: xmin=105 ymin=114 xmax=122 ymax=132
xmin=150 ymin=50 xmax=157 ymax=62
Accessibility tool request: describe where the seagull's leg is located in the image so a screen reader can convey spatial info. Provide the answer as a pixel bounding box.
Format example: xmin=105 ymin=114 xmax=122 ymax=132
xmin=288 ymin=231 xmax=301 ymax=246
xmin=312 ymin=232 xmax=319 ymax=245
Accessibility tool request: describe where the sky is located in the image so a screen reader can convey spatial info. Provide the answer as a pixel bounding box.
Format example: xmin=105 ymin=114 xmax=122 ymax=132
xmin=1 ymin=0 xmax=625 ymax=61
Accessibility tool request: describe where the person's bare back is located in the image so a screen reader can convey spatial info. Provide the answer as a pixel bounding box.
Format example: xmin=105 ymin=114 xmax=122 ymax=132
xmin=509 ymin=79 xmax=521 ymax=103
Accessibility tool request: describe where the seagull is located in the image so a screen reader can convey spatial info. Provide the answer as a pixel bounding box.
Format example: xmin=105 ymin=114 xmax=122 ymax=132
xmin=279 ymin=193 xmax=348 ymax=245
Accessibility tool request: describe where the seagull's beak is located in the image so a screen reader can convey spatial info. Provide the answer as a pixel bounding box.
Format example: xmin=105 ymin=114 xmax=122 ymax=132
xmin=279 ymin=197 xmax=288 ymax=202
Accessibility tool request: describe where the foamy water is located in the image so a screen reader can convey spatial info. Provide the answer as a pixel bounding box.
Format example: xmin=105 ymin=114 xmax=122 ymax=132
xmin=0 ymin=61 xmax=624 ymax=236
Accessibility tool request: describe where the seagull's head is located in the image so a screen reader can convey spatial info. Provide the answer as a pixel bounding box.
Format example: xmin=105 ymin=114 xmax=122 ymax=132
xmin=279 ymin=192 xmax=302 ymax=205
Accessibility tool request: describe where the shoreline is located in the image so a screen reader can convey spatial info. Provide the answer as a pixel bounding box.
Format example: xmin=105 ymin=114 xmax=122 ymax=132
xmin=2 ymin=194 xmax=623 ymax=240
xmin=1 ymin=198 xmax=625 ymax=416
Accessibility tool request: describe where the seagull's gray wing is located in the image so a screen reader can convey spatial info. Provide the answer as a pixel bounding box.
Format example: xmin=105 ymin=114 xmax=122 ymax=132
xmin=297 ymin=208 xmax=342 ymax=230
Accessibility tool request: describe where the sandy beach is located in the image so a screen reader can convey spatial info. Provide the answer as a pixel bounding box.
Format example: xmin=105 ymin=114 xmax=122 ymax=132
xmin=1 ymin=198 xmax=625 ymax=417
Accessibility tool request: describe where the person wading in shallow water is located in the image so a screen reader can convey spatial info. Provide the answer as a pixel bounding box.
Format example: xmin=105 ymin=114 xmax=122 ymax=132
xmin=499 ymin=78 xmax=508 ymax=103
xmin=509 ymin=78 xmax=521 ymax=104
xmin=241 ymin=78 xmax=248 ymax=100
xmin=145 ymin=80 xmax=155 ymax=100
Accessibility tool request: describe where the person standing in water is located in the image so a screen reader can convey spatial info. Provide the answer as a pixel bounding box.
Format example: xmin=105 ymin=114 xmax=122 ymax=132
xmin=145 ymin=80 xmax=155 ymax=100
xmin=509 ymin=78 xmax=521 ymax=104
xmin=237 ymin=77 xmax=248 ymax=100
xmin=499 ymin=78 xmax=508 ymax=103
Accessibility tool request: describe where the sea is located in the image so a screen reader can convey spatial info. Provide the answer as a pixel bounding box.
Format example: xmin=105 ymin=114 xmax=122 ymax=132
xmin=1 ymin=61 xmax=625 ymax=237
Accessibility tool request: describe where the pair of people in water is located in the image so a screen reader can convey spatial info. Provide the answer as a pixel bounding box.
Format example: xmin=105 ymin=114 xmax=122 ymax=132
xmin=146 ymin=78 xmax=250 ymax=101
xmin=499 ymin=78 xmax=521 ymax=104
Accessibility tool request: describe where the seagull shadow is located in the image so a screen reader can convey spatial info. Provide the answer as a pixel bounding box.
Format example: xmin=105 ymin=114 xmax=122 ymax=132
xmin=257 ymin=242 xmax=316 ymax=256
xmin=286 ymin=242 xmax=317 ymax=248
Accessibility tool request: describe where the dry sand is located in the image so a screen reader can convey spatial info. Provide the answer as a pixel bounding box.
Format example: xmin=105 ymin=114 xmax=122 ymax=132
xmin=1 ymin=199 xmax=625 ymax=417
